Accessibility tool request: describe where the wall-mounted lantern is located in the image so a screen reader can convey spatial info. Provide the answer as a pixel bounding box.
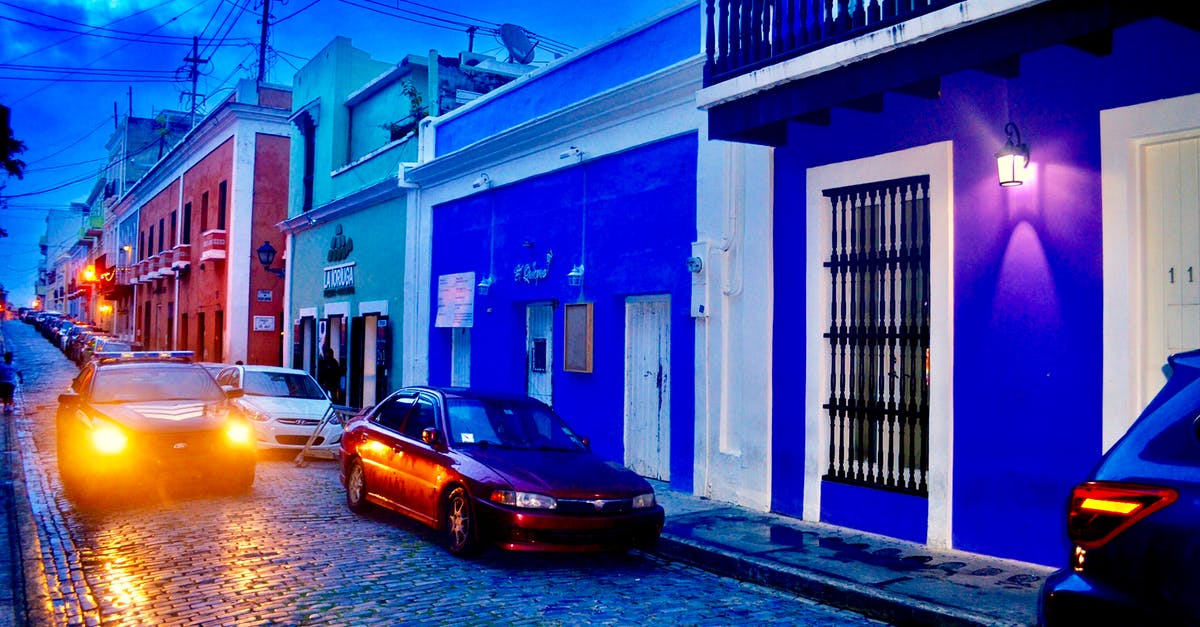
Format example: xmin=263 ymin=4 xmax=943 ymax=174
xmin=477 ymin=274 xmax=494 ymax=295
xmin=256 ymin=240 xmax=286 ymax=277
xmin=995 ymin=121 xmax=1030 ymax=187
xmin=567 ymin=264 xmax=584 ymax=287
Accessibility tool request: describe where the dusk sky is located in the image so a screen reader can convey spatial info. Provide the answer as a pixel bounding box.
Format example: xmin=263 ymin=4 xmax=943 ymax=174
xmin=0 ymin=0 xmax=689 ymax=307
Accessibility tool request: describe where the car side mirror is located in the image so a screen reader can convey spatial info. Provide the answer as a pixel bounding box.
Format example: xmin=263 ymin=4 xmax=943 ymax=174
xmin=224 ymin=386 xmax=244 ymax=399
xmin=421 ymin=427 xmax=443 ymax=448
xmin=58 ymin=392 xmax=80 ymax=406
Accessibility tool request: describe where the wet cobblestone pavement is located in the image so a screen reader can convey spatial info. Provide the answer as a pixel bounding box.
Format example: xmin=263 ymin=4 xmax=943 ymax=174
xmin=3 ymin=321 xmax=879 ymax=626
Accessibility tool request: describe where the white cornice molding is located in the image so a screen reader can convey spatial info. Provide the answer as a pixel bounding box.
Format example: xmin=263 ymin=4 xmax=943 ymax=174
xmin=695 ymin=0 xmax=1047 ymax=110
xmin=277 ymin=178 xmax=406 ymax=234
xmin=405 ymin=55 xmax=703 ymax=187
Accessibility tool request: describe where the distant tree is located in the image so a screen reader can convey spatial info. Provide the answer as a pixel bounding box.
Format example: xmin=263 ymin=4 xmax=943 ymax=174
xmin=1 ymin=104 xmax=26 ymax=180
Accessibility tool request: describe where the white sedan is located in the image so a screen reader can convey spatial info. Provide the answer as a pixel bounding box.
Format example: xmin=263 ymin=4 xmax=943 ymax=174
xmin=214 ymin=365 xmax=343 ymax=458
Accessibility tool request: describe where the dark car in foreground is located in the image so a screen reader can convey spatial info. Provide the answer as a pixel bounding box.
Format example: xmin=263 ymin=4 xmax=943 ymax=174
xmin=340 ymin=386 xmax=664 ymax=555
xmin=1040 ymin=349 xmax=1200 ymax=624
xmin=57 ymin=351 xmax=257 ymax=504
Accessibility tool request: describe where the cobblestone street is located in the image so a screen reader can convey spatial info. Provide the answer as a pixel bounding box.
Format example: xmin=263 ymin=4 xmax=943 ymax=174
xmin=3 ymin=321 xmax=878 ymax=626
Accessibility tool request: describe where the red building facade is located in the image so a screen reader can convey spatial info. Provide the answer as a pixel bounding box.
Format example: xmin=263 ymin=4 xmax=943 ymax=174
xmin=111 ymin=80 xmax=291 ymax=364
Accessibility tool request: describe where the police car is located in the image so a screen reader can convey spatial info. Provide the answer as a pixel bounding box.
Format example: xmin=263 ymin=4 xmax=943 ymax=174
xmin=56 ymin=351 xmax=257 ymax=504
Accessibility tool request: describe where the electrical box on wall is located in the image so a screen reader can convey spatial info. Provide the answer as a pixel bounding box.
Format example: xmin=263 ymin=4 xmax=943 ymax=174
xmin=690 ymin=240 xmax=711 ymax=318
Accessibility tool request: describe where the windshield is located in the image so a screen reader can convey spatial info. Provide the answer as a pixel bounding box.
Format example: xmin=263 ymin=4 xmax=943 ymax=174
xmin=242 ymin=370 xmax=327 ymax=400
xmin=445 ymin=397 xmax=586 ymax=452
xmin=91 ymin=366 xmax=225 ymax=403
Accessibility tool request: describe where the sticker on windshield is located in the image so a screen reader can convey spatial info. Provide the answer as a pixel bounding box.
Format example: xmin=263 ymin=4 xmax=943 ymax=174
xmin=461 ymin=433 xmax=475 ymax=443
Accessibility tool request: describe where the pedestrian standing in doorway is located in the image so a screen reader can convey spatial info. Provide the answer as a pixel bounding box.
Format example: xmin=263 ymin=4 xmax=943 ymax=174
xmin=318 ymin=346 xmax=341 ymax=403
xmin=0 ymin=351 xmax=23 ymax=415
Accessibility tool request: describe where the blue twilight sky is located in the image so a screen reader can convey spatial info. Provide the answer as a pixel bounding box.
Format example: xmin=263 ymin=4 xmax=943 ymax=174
xmin=0 ymin=0 xmax=691 ymax=307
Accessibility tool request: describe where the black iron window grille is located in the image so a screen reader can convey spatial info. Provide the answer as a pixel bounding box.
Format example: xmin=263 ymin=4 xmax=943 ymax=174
xmin=823 ymin=175 xmax=930 ymax=496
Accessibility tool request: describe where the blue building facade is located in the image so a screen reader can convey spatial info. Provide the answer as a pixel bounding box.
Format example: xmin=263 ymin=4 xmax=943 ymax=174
xmin=700 ymin=1 xmax=1200 ymax=566
xmin=406 ymin=4 xmax=703 ymax=489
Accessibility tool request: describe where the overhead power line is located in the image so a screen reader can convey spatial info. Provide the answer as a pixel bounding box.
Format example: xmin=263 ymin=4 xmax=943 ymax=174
xmin=0 ymin=1 xmax=250 ymax=45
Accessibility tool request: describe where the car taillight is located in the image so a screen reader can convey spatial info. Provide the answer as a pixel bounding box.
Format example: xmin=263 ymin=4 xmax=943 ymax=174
xmin=1067 ymin=481 xmax=1177 ymax=550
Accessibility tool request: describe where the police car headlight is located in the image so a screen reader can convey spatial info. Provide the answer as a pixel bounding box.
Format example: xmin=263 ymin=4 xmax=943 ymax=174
xmin=91 ymin=424 xmax=128 ymax=455
xmin=224 ymin=420 xmax=253 ymax=445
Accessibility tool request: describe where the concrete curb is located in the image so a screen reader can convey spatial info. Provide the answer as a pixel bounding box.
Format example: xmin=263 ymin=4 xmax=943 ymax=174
xmin=653 ymin=533 xmax=1024 ymax=627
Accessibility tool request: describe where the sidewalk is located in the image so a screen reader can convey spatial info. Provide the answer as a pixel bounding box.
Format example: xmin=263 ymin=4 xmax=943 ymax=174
xmin=648 ymin=480 xmax=1053 ymax=626
xmin=1 ymin=326 xmax=20 ymax=627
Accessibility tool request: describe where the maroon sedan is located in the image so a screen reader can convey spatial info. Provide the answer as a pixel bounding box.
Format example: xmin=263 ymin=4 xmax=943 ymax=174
xmin=340 ymin=386 xmax=664 ymax=555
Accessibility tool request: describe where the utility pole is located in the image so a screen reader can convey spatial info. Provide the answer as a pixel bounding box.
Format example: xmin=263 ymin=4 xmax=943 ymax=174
xmin=183 ymin=36 xmax=208 ymax=128
xmin=257 ymin=0 xmax=270 ymax=84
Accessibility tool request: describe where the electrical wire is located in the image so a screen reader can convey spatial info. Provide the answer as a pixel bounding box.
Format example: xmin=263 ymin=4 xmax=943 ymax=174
xmin=23 ymin=117 xmax=113 ymax=166
xmin=8 ymin=0 xmax=212 ymax=105
xmin=0 ymin=2 xmax=249 ymax=45
xmin=272 ymin=0 xmax=323 ymax=25
xmin=0 ymin=0 xmax=187 ymax=65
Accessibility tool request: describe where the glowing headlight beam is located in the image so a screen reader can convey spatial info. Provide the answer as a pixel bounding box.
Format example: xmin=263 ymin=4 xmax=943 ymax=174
xmin=91 ymin=426 xmax=128 ymax=454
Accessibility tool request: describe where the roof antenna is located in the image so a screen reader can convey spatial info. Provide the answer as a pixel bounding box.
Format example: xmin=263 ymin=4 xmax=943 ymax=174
xmin=499 ymin=24 xmax=537 ymax=64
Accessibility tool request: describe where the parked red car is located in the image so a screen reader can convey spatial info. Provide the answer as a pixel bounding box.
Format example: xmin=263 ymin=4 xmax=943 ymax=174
xmin=340 ymin=386 xmax=664 ymax=555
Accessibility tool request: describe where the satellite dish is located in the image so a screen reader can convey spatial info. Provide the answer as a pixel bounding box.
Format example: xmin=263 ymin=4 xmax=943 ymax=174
xmin=499 ymin=24 xmax=537 ymax=64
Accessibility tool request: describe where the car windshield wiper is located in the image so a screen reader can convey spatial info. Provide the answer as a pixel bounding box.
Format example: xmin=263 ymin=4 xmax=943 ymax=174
xmin=536 ymin=444 xmax=580 ymax=453
xmin=470 ymin=440 xmax=512 ymax=449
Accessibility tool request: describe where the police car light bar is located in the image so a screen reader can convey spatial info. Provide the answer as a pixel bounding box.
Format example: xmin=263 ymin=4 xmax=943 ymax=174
xmin=93 ymin=351 xmax=196 ymax=361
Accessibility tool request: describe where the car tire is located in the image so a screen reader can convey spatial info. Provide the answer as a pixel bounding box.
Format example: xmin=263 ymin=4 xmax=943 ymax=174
xmin=345 ymin=458 xmax=370 ymax=513
xmin=444 ymin=486 xmax=481 ymax=557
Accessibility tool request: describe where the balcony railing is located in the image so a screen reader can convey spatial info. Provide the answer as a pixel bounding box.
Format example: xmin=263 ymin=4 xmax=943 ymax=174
xmin=172 ymin=243 xmax=191 ymax=270
xmin=199 ymin=229 xmax=227 ymax=262
xmin=704 ymin=0 xmax=957 ymax=86
xmin=155 ymin=250 xmax=174 ymax=278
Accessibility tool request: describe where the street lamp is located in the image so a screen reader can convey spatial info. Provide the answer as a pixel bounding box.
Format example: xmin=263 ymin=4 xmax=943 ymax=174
xmin=256 ymin=240 xmax=286 ymax=277
xmin=995 ymin=122 xmax=1030 ymax=187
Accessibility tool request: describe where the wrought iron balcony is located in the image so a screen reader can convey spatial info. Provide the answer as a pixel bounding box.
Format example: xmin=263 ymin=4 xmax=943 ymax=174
xmin=704 ymin=0 xmax=957 ymax=86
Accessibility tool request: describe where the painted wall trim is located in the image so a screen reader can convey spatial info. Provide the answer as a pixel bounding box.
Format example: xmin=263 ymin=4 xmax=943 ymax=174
xmin=804 ymin=141 xmax=955 ymax=547
xmin=359 ymin=299 xmax=389 ymax=316
xmin=278 ymin=178 xmax=406 ymax=233
xmin=1100 ymin=92 xmax=1200 ymax=451
xmin=407 ymin=56 xmax=703 ymax=186
xmin=696 ymin=0 xmax=1044 ymax=110
xmin=299 ymin=307 xmax=317 ymax=318
xmin=224 ymin=123 xmax=258 ymax=362
xmin=424 ymin=2 xmax=696 ymax=130
xmin=323 ymin=301 xmax=350 ymax=319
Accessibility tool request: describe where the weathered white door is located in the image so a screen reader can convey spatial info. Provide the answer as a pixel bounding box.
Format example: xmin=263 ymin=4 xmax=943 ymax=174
xmin=624 ymin=295 xmax=670 ymax=480
xmin=1143 ymin=136 xmax=1200 ymax=404
xmin=526 ymin=303 xmax=553 ymax=406
xmin=362 ymin=314 xmax=378 ymax=408
xmin=451 ymin=327 xmax=471 ymax=387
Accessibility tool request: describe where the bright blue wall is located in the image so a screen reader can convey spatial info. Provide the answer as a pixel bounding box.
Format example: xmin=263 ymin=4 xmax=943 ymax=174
xmin=430 ymin=134 xmax=698 ymax=490
xmin=822 ymin=482 xmax=927 ymax=544
xmin=772 ymin=18 xmax=1200 ymax=566
xmin=434 ymin=5 xmax=699 ymax=156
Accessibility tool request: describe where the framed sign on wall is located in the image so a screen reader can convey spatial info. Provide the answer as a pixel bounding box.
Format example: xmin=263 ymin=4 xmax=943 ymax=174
xmin=563 ymin=302 xmax=593 ymax=373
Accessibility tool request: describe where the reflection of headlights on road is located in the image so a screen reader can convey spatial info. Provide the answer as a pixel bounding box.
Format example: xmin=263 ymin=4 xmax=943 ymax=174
xmin=91 ymin=424 xmax=128 ymax=454
xmin=225 ymin=420 xmax=253 ymax=445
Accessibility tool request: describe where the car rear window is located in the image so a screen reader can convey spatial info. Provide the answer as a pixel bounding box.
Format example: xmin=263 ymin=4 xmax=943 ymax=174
xmin=242 ymin=371 xmax=327 ymax=400
xmin=92 ymin=366 xmax=225 ymax=403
